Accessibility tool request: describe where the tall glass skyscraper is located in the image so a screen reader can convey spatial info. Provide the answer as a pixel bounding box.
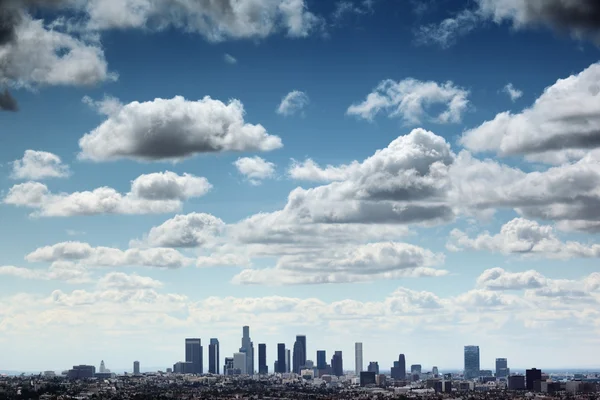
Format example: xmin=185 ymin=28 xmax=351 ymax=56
xmin=239 ymin=326 xmax=254 ymax=375
xmin=464 ymin=345 xmax=480 ymax=379
xmin=277 ymin=343 xmax=286 ymax=373
xmin=496 ymin=358 xmax=509 ymax=378
xmin=316 ymin=350 xmax=327 ymax=370
xmin=185 ymin=338 xmax=203 ymax=374
xmin=331 ymin=351 xmax=343 ymax=377
xmin=208 ymin=338 xmax=219 ymax=374
xmin=258 ymin=343 xmax=268 ymax=374
xmin=292 ymin=335 xmax=306 ymax=374
xmin=355 ymin=342 xmax=363 ymax=375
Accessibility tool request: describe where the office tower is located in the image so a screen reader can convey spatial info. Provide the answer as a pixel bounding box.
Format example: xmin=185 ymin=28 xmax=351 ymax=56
xmin=360 ymin=371 xmax=377 ymax=386
xmin=133 ymin=361 xmax=140 ymax=375
xmin=368 ymin=362 xmax=379 ymax=375
xmin=411 ymin=364 xmax=422 ymax=374
xmin=399 ymin=354 xmax=406 ymax=379
xmin=258 ymin=343 xmax=268 ymax=374
xmin=185 ymin=338 xmax=203 ymax=374
xmin=526 ymin=368 xmax=542 ymax=390
xmin=355 ymin=342 xmax=363 ymax=375
xmin=173 ymin=361 xmax=193 ymax=374
xmin=293 ymin=335 xmax=306 ymax=374
xmin=209 ymin=338 xmax=220 ymax=374
xmin=233 ymin=352 xmax=247 ymax=375
xmin=277 ymin=343 xmax=286 ymax=373
xmin=496 ymin=358 xmax=509 ymax=378
xmin=432 ymin=366 xmax=439 ymax=377
xmin=509 ymin=375 xmax=526 ymax=390
xmin=286 ymin=349 xmax=291 ymax=373
xmin=99 ymin=361 xmax=105 ymax=373
xmin=68 ymin=365 xmax=96 ymax=379
xmin=464 ymin=345 xmax=480 ymax=380
xmin=239 ymin=326 xmax=254 ymax=375
xmin=224 ymin=357 xmax=234 ymax=375
xmin=316 ymin=350 xmax=327 ymax=370
xmin=331 ymin=351 xmax=343 ymax=377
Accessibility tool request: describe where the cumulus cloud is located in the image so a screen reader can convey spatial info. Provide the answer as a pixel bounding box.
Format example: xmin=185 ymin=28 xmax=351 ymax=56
xmin=448 ymin=218 xmax=600 ymax=259
xmin=3 ymin=171 xmax=210 ymax=217
xmin=277 ymin=90 xmax=309 ymax=116
xmin=503 ymin=83 xmax=523 ymax=101
xmin=26 ymin=241 xmax=193 ymax=269
xmin=233 ymin=156 xmax=276 ymax=185
xmin=134 ymin=213 xmax=225 ymax=248
xmin=347 ymin=78 xmax=469 ymax=124
xmin=0 ymin=262 xmax=90 ymax=284
xmin=11 ymin=150 xmax=70 ymax=180
xmin=83 ymin=0 xmax=322 ymax=41
xmin=462 ymin=63 xmax=600 ymax=158
xmin=78 ymin=95 xmax=282 ymax=162
xmin=476 ymin=268 xmax=548 ymax=291
xmin=97 ymin=272 xmax=163 ymax=290
xmin=224 ymin=53 xmax=237 ymax=64
xmin=288 ymin=158 xmax=358 ymax=182
xmin=415 ymin=9 xmax=480 ymax=48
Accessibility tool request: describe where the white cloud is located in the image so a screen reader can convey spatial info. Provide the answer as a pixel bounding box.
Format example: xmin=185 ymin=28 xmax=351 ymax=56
xmin=0 ymin=262 xmax=91 ymax=284
xmin=462 ymin=62 xmax=600 ymax=158
xmin=448 ymin=218 xmax=600 ymax=259
xmin=347 ymin=78 xmax=469 ymax=124
xmin=0 ymin=13 xmax=117 ymax=89
xmin=3 ymin=171 xmax=210 ymax=217
xmin=224 ymin=53 xmax=237 ymax=64
xmin=78 ymin=95 xmax=282 ymax=162
xmin=233 ymin=156 xmax=276 ymax=185
xmin=276 ymin=90 xmax=309 ymax=116
xmin=83 ymin=0 xmax=322 ymax=41
xmin=503 ymin=83 xmax=523 ymax=102
xmin=11 ymin=150 xmax=70 ymax=180
xmin=476 ymin=268 xmax=548 ymax=291
xmin=97 ymin=272 xmax=163 ymax=291
xmin=288 ymin=158 xmax=359 ymax=182
xmin=415 ymin=9 xmax=480 ymax=48
xmin=134 ymin=213 xmax=226 ymax=248
xmin=26 ymin=241 xmax=193 ymax=269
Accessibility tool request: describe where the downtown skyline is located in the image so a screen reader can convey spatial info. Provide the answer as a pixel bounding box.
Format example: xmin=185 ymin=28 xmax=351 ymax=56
xmin=2 ymin=0 xmax=600 ymax=372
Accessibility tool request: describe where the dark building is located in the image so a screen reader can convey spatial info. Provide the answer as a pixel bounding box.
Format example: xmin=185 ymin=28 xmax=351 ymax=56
xmin=316 ymin=350 xmax=327 ymax=370
xmin=526 ymin=368 xmax=542 ymax=391
xmin=277 ymin=343 xmax=286 ymax=373
xmin=360 ymin=371 xmax=377 ymax=387
xmin=224 ymin=358 xmax=234 ymax=375
xmin=185 ymin=338 xmax=203 ymax=374
xmin=509 ymin=375 xmax=526 ymax=390
xmin=208 ymin=338 xmax=219 ymax=374
xmin=258 ymin=343 xmax=268 ymax=374
xmin=174 ymin=361 xmax=193 ymax=374
xmin=496 ymin=358 xmax=509 ymax=378
xmin=133 ymin=361 xmax=140 ymax=375
xmin=391 ymin=354 xmax=406 ymax=380
xmin=464 ymin=345 xmax=480 ymax=380
xmin=367 ymin=362 xmax=379 ymax=375
xmin=67 ymin=365 xmax=96 ymax=379
xmin=411 ymin=364 xmax=422 ymax=374
xmin=293 ymin=335 xmax=306 ymax=374
xmin=331 ymin=351 xmax=343 ymax=377
xmin=444 ymin=381 xmax=452 ymax=393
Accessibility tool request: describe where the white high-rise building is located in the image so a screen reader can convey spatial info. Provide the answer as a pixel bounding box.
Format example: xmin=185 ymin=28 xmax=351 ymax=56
xmin=233 ymin=352 xmax=247 ymax=375
xmin=100 ymin=360 xmax=106 ymax=373
xmin=355 ymin=342 xmax=363 ymax=375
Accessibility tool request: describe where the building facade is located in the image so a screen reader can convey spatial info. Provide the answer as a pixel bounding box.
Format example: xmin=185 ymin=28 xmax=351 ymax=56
xmin=258 ymin=343 xmax=268 ymax=374
xmin=209 ymin=338 xmax=220 ymax=374
xmin=331 ymin=351 xmax=343 ymax=377
xmin=355 ymin=342 xmax=363 ymax=375
xmin=233 ymin=352 xmax=247 ymax=375
xmin=133 ymin=361 xmax=140 ymax=375
xmin=277 ymin=343 xmax=286 ymax=373
xmin=317 ymin=350 xmax=327 ymax=370
xmin=495 ymin=358 xmax=509 ymax=378
xmin=367 ymin=362 xmax=379 ymax=375
xmin=185 ymin=338 xmax=203 ymax=374
xmin=292 ymin=335 xmax=306 ymax=374
xmin=464 ymin=345 xmax=480 ymax=380
xmin=526 ymin=368 xmax=542 ymax=390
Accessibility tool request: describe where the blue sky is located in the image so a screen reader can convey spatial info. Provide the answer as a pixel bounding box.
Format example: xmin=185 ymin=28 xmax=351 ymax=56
xmin=1 ymin=0 xmax=600 ymax=373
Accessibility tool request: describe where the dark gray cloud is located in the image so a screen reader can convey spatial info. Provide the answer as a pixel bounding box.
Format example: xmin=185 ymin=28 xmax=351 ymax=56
xmin=526 ymin=0 xmax=600 ymax=34
xmin=0 ymin=0 xmax=65 ymax=45
xmin=0 ymin=88 xmax=18 ymax=111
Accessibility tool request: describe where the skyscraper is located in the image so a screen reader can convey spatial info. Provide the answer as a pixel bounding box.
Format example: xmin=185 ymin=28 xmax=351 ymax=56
xmin=209 ymin=338 xmax=220 ymax=374
xmin=526 ymin=368 xmax=542 ymax=390
xmin=233 ymin=352 xmax=247 ymax=375
xmin=367 ymin=362 xmax=379 ymax=375
xmin=99 ymin=360 xmax=105 ymax=373
xmin=316 ymin=350 xmax=327 ymax=370
xmin=133 ymin=361 xmax=140 ymax=375
xmin=224 ymin=357 xmax=234 ymax=375
xmin=292 ymin=335 xmax=306 ymax=374
xmin=185 ymin=338 xmax=203 ymax=374
xmin=286 ymin=349 xmax=291 ymax=373
xmin=355 ymin=342 xmax=363 ymax=375
xmin=464 ymin=345 xmax=480 ymax=380
xmin=239 ymin=326 xmax=254 ymax=375
xmin=258 ymin=343 xmax=268 ymax=374
xmin=331 ymin=351 xmax=343 ymax=377
xmin=277 ymin=343 xmax=286 ymax=373
xmin=496 ymin=358 xmax=509 ymax=378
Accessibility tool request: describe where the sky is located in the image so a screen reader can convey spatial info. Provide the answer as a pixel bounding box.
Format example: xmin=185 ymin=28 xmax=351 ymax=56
xmin=1 ymin=0 xmax=600 ymax=373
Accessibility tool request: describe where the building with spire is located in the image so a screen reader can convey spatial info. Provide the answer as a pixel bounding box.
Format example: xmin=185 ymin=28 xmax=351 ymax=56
xmin=239 ymin=326 xmax=254 ymax=375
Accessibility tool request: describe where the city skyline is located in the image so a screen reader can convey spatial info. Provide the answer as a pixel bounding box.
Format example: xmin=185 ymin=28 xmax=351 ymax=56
xmin=2 ymin=0 xmax=600 ymax=372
